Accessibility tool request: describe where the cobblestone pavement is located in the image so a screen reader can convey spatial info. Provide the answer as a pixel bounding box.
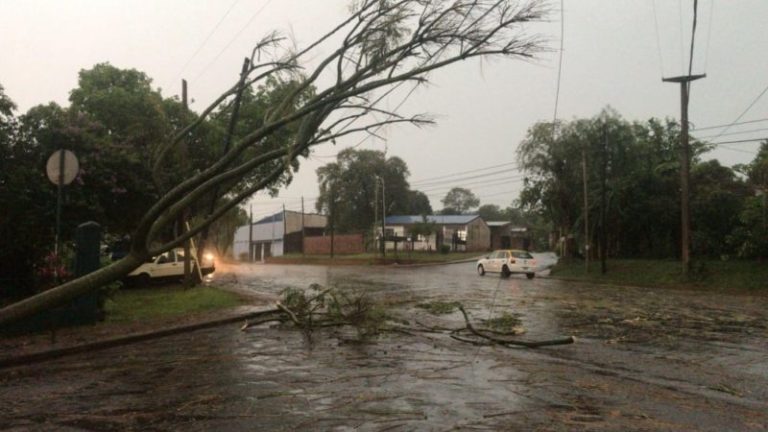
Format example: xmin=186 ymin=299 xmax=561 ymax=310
xmin=1 ymin=261 xmax=766 ymax=431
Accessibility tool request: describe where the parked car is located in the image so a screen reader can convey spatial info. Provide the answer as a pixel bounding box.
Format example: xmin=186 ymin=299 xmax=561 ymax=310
xmin=476 ymin=249 xmax=536 ymax=279
xmin=124 ymin=248 xmax=215 ymax=286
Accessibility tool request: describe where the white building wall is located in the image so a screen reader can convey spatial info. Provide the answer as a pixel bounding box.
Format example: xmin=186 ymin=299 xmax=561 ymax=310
xmin=233 ymin=226 xmax=250 ymax=260
xmin=232 ymin=220 xmax=286 ymax=260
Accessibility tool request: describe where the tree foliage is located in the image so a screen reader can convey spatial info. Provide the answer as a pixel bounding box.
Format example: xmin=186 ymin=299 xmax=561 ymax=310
xmin=440 ymin=187 xmax=479 ymax=214
xmin=517 ymin=109 xmax=762 ymax=260
xmin=316 ymin=148 xmax=430 ymax=233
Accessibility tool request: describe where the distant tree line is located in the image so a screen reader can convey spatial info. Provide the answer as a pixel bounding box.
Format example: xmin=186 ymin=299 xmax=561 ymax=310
xmin=517 ymin=109 xmax=768 ymax=260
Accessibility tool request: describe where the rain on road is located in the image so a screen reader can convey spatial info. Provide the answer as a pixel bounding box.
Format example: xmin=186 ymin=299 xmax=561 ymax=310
xmin=1 ymin=261 xmax=766 ymax=431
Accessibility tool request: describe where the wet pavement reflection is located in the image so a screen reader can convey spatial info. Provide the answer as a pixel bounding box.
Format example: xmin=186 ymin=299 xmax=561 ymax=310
xmin=1 ymin=260 xmax=766 ymax=431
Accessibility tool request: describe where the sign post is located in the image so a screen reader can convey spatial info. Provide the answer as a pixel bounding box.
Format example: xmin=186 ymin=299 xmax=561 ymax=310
xmin=46 ymin=149 xmax=79 ymax=278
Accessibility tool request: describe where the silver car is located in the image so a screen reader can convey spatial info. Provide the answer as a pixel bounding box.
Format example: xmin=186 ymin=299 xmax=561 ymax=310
xmin=477 ymin=249 xmax=536 ymax=279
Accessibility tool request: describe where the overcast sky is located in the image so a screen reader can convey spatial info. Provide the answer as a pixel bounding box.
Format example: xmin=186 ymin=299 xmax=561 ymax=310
xmin=2 ymin=0 xmax=766 ymax=218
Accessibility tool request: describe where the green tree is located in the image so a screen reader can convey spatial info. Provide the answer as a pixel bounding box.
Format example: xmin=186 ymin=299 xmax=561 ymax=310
xmin=316 ymin=149 xmax=412 ymax=233
xmin=0 ymin=86 xmax=55 ymax=298
xmin=517 ymin=110 xmax=714 ymax=259
xmin=405 ymin=190 xmax=432 ymax=215
xmin=440 ymin=187 xmax=479 ymax=214
xmin=478 ymin=204 xmax=508 ymax=221
xmin=690 ymin=160 xmax=749 ymax=257
xmin=729 ymin=142 xmax=768 ymax=258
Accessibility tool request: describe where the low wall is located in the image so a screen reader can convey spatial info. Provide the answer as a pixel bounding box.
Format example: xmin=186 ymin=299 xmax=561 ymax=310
xmin=304 ymin=234 xmax=364 ymax=255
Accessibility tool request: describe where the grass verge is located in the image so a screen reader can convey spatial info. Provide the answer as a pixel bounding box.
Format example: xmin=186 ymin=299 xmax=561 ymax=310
xmin=104 ymin=285 xmax=245 ymax=323
xmin=549 ymin=259 xmax=768 ymax=292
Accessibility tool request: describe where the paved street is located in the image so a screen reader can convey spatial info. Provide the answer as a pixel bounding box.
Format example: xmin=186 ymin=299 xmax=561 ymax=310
xmin=1 ymin=261 xmax=766 ymax=431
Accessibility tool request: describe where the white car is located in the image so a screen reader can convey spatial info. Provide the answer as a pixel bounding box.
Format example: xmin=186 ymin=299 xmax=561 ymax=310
xmin=477 ymin=249 xmax=537 ymax=279
xmin=125 ymin=248 xmax=215 ymax=286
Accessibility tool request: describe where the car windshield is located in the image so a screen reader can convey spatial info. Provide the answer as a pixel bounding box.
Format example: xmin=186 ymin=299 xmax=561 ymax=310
xmin=511 ymin=251 xmax=533 ymax=259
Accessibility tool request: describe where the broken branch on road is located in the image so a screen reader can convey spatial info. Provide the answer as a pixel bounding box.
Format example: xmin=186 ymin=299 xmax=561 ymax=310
xmin=456 ymin=306 xmax=576 ymax=348
xmin=240 ymin=285 xmax=575 ymax=350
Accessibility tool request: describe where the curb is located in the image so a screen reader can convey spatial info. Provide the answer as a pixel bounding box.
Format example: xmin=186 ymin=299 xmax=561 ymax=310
xmin=0 ymin=306 xmax=279 ymax=370
xmin=389 ymin=257 xmax=482 ymax=268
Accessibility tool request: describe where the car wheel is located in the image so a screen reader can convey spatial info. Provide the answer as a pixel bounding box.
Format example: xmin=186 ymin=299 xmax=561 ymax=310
xmin=477 ymin=265 xmax=485 ymax=276
xmin=137 ymin=273 xmax=151 ymax=287
xmin=526 ymin=272 xmax=535 ymax=279
xmin=501 ymin=265 xmax=511 ymax=278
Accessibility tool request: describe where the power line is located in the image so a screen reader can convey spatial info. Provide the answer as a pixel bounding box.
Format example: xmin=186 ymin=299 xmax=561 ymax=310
xmin=712 ymin=144 xmax=759 ymax=155
xmin=552 ymin=0 xmax=565 ymax=132
xmin=708 ymin=137 xmax=767 ymax=145
xmin=693 ymin=127 xmax=768 ymax=140
xmin=177 ymin=0 xmax=242 ymax=80
xmin=692 ymin=118 xmax=768 ymax=131
xmin=192 ymin=0 xmax=275 ymax=84
xmin=410 ymin=161 xmax=518 ymax=184
xmin=412 ymin=167 xmax=522 ymax=188
xmin=475 ymin=189 xmax=522 ymax=199
xmin=651 ymin=0 xmax=666 ymax=77
xmin=687 ymin=0 xmax=699 ymax=78
xmin=703 ymin=0 xmax=714 ymax=72
xmin=711 ymin=82 xmax=768 ymax=140
xmin=678 ymin=0 xmax=685 ymax=74
xmin=417 ymin=175 xmax=525 ymax=194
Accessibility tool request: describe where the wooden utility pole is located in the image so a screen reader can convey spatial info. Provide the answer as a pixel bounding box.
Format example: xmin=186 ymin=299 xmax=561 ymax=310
xmin=663 ymin=73 xmax=705 ymax=275
xmin=301 ymin=197 xmax=305 ymax=257
xmin=374 ymin=179 xmax=378 ymax=254
xmin=581 ymin=143 xmax=590 ymax=272
xmin=248 ymin=204 xmax=253 ymax=261
xmin=600 ymin=123 xmax=608 ymax=274
xmin=380 ymin=176 xmax=386 ymax=258
xmin=330 ymin=184 xmax=335 ymax=258
xmin=181 ymin=79 xmax=193 ymax=287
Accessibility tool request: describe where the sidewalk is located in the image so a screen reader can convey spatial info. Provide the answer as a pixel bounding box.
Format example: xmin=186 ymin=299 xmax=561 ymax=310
xmin=0 ymin=302 xmax=278 ymax=369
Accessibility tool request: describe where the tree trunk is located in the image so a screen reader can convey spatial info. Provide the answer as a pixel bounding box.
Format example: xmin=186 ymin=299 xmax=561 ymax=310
xmin=0 ymin=253 xmax=145 ymax=327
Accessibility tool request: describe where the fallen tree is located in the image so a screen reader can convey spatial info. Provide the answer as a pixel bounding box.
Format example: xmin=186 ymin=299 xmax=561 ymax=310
xmin=1 ymin=0 xmax=547 ymax=327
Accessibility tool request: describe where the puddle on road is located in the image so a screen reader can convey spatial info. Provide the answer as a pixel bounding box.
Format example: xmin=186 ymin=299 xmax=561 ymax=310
xmin=2 ymin=262 xmax=767 ymax=431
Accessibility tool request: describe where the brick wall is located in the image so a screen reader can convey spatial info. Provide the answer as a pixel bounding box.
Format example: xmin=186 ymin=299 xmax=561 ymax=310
xmin=304 ymin=234 xmax=364 ymax=255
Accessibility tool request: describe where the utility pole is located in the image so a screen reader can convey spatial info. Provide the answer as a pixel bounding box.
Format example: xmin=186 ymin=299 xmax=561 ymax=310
xmin=248 ymin=204 xmax=253 ymax=262
xmin=374 ymin=178 xmax=378 ymax=254
xmin=581 ymin=142 xmax=590 ymax=272
xmin=330 ymin=184 xmax=335 ymax=258
xmin=181 ymin=79 xmax=193 ymax=287
xmin=663 ymin=73 xmax=705 ymax=275
xmin=379 ymin=176 xmax=386 ymax=258
xmin=600 ymin=123 xmax=608 ymax=274
xmin=301 ymin=197 xmax=305 ymax=257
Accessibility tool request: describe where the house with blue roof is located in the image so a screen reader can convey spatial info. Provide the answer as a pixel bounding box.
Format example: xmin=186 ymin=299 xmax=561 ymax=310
xmin=383 ymin=215 xmax=490 ymax=252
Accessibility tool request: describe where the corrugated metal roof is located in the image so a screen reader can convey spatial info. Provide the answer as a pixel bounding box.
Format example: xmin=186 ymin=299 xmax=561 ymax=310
xmin=253 ymin=211 xmax=283 ymax=225
xmin=486 ymin=221 xmax=511 ymax=227
xmin=385 ymin=215 xmax=480 ymax=225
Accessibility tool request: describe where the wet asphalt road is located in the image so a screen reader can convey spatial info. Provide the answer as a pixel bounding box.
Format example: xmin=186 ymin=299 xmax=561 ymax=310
xmin=1 ymin=260 xmax=767 ymax=431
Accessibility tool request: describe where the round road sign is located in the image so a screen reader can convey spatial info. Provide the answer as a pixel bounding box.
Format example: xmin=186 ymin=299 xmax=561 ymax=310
xmin=46 ymin=149 xmax=80 ymax=186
